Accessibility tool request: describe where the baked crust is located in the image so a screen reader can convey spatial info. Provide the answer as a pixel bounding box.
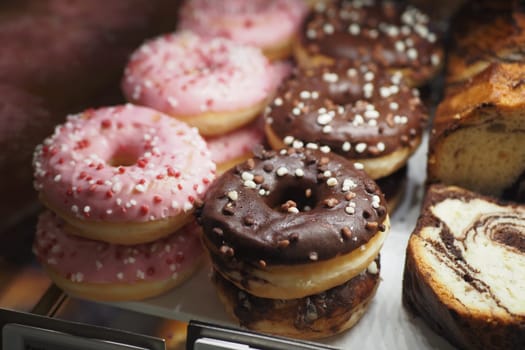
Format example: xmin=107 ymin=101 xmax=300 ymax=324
xmin=402 ymin=184 xmax=525 ymax=350
xmin=428 ymin=63 xmax=525 ymax=201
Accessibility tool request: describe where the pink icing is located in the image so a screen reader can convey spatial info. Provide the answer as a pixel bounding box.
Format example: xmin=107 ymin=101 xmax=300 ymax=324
xmin=205 ymin=117 xmax=265 ymax=165
xmin=33 ymin=211 xmax=204 ymax=284
xmin=122 ymin=31 xmax=275 ymax=117
xmin=178 ymin=0 xmax=309 ymax=49
xmin=33 ymin=104 xmax=216 ymax=223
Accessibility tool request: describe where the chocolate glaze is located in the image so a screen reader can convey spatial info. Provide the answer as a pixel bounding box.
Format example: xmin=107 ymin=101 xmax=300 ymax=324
xmin=265 ymin=61 xmax=427 ymax=159
xmin=403 ymin=184 xmax=525 ymax=350
xmin=213 ymin=256 xmax=380 ymax=332
xmin=197 ymin=148 xmax=387 ymax=265
xmin=300 ymin=0 xmax=442 ymax=82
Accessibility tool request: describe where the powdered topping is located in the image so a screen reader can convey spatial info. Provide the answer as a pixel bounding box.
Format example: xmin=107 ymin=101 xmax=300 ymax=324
xmin=122 ymin=31 xmax=275 ymax=116
xmin=178 ymin=0 xmax=308 ymax=49
xmin=33 ymin=211 xmax=203 ymax=283
xmin=33 ymin=104 xmax=216 ymax=222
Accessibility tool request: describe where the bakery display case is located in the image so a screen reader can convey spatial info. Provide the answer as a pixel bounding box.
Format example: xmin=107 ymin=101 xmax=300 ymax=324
xmin=1 ymin=0 xmax=523 ymax=349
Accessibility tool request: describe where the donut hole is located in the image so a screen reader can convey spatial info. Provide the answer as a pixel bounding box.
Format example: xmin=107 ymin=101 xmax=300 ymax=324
xmin=267 ymin=183 xmax=319 ymax=213
xmin=108 ymin=146 xmax=142 ymax=167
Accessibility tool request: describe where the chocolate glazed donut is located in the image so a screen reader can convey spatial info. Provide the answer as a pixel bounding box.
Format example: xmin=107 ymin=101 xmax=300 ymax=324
xmin=264 ymin=61 xmax=427 ymax=179
xmin=295 ymin=0 xmax=444 ymax=87
xmin=197 ymin=147 xmax=390 ymax=299
xmin=212 ymin=256 xmax=381 ymax=340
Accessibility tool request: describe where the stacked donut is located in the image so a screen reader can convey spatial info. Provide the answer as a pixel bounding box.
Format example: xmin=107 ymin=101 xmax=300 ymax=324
xmin=122 ymin=0 xmax=309 ymax=174
xmin=295 ymin=0 xmax=444 ymax=87
xmin=264 ymin=60 xmax=428 ymax=213
xmin=32 ymin=105 xmax=216 ymax=301
xmin=197 ymin=148 xmax=390 ymax=339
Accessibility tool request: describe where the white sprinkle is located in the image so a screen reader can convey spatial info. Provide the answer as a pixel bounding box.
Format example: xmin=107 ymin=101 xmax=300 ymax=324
xmin=135 ymin=184 xmax=146 ymax=192
xmin=311 ymin=91 xmax=319 ymax=99
xmin=345 ymin=206 xmax=356 ymax=215
xmin=227 ymin=191 xmax=239 ymax=201
xmin=355 ymin=143 xmax=367 ymax=153
xmin=390 ymin=85 xmax=400 ymax=94
xmin=323 ymin=23 xmax=334 ymax=34
xmin=342 ymin=141 xmax=351 ymax=152
xmin=106 ymin=209 xmax=113 ymax=215
xmin=364 ymin=72 xmax=375 ymax=81
xmin=431 ymin=53 xmax=441 ymax=66
xmin=53 ymin=174 xmax=62 ymax=182
xmin=292 ymin=107 xmax=301 ymax=116
xmin=183 ymin=202 xmax=193 ymax=212
xmin=136 ymin=270 xmax=145 ymax=280
xmin=276 ymin=166 xmax=289 ymax=176
xmin=369 ymin=29 xmax=379 ymax=38
xmin=322 ymin=72 xmax=339 ymax=83
xmin=407 ymin=48 xmax=418 ymax=60
xmin=306 ymin=143 xmax=319 ymax=150
xmin=274 ymin=97 xmax=283 ymax=106
xmin=323 ymin=170 xmax=332 ymax=178
xmin=322 ymin=125 xmax=333 ymax=134
xmin=349 ymin=23 xmax=360 ymax=35
xmin=168 ymin=97 xmax=178 ymax=107
xmin=299 ymin=91 xmax=311 ymax=99
xmin=288 ymin=207 xmax=299 ymax=214
xmin=306 ymin=28 xmax=317 ymax=39
xmin=83 ymin=206 xmax=91 ymax=213
xmin=320 ymin=145 xmax=331 ymax=153
xmin=259 ymin=189 xmax=266 ymax=196
xmin=241 ymin=172 xmax=254 ymax=181
xmin=347 ymin=68 xmax=357 ymax=77
xmin=283 ymin=136 xmax=294 ymax=145
xmin=342 ymin=178 xmax=357 ymax=191
xmin=112 ymin=182 xmax=122 ymax=193
xmin=395 ymin=41 xmax=405 ymax=52
xmin=171 ymin=200 xmax=179 ymax=209
xmin=295 ymin=168 xmax=304 ymax=177
xmin=71 ymin=205 xmax=79 ymax=213
xmin=377 ymin=142 xmax=386 ymax=152
xmin=367 ymin=261 xmax=379 ymax=274
xmin=116 ymin=198 xmax=122 ymax=206
xmin=380 ymin=87 xmax=391 ymax=98
xmin=326 ymin=177 xmax=338 ymax=187
xmin=292 ymin=140 xmax=304 ymax=149
xmin=244 ymin=180 xmax=257 ymax=189
xmin=96 ymin=260 xmax=103 ymax=270
xmin=364 ymin=110 xmax=380 ymax=119
xmin=354 ymin=162 xmax=364 ymax=170
xmin=317 ymin=113 xmax=333 ymax=125
xmin=172 ymin=272 xmax=179 ymax=280
xmin=363 ymin=83 xmax=374 ymax=98
xmin=427 ymin=32 xmax=437 ymax=43
xmin=389 ymin=102 xmax=399 ymax=111
xmin=117 ymin=272 xmax=124 ymax=280
xmin=130 ymin=199 xmax=137 ymax=206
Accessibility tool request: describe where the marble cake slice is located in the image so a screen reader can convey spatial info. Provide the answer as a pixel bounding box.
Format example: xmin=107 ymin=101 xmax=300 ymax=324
xmin=402 ymin=184 xmax=525 ymax=350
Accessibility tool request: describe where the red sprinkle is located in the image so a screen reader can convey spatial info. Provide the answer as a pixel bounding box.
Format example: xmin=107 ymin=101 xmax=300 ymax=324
xmin=140 ymin=205 xmax=149 ymax=215
xmin=137 ymin=159 xmax=148 ymax=168
xmin=153 ymin=195 xmax=162 ymax=204
xmin=101 ymin=119 xmax=112 ymax=129
xmin=118 ymin=167 xmax=126 ymax=174
xmin=106 ymin=190 xmax=114 ymax=198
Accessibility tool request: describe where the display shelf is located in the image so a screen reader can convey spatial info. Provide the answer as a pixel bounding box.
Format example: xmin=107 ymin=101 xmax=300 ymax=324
xmin=110 ymin=136 xmax=454 ymax=349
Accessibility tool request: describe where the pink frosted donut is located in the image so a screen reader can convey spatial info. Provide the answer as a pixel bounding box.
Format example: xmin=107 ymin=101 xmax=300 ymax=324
xmin=32 ymin=104 xmax=216 ymax=245
xmin=178 ymin=0 xmax=309 ymax=61
xmin=122 ymin=31 xmax=276 ymax=136
xmin=205 ymin=117 xmax=266 ymax=174
xmin=33 ymin=211 xmax=204 ymax=301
